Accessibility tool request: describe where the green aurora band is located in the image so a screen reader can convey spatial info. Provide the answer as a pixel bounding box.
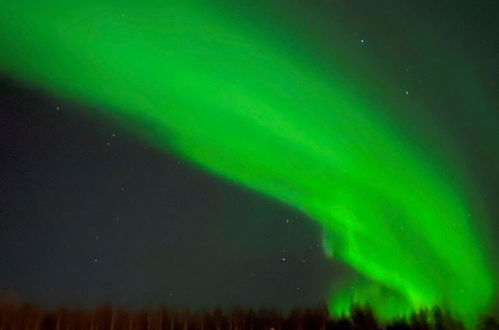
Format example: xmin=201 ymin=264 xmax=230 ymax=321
xmin=0 ymin=0 xmax=495 ymax=325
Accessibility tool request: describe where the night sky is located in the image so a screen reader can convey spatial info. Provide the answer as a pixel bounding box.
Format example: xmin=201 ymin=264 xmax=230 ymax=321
xmin=0 ymin=0 xmax=498 ymax=322
xmin=0 ymin=79 xmax=340 ymax=309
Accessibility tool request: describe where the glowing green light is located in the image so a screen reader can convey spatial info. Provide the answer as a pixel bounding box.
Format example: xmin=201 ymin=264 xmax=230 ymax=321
xmin=0 ymin=0 xmax=494 ymax=326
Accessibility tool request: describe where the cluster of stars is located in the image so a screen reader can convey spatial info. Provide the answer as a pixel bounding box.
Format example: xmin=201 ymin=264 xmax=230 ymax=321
xmin=105 ymin=132 xmax=117 ymax=147
xmin=90 ymin=181 xmax=127 ymax=264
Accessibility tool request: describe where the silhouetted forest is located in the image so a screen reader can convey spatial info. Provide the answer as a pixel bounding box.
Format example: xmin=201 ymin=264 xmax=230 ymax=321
xmin=0 ymin=300 xmax=497 ymax=330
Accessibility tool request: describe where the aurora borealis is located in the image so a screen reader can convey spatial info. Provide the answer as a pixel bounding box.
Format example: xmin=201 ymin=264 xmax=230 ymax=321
xmin=0 ymin=0 xmax=497 ymax=326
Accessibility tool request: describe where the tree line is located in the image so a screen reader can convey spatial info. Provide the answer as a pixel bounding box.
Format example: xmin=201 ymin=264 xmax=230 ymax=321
xmin=0 ymin=300 xmax=497 ymax=330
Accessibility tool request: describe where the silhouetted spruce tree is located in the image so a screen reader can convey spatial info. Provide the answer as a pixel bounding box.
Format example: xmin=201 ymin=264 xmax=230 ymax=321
xmin=481 ymin=317 xmax=499 ymax=330
xmin=287 ymin=308 xmax=304 ymax=330
xmin=159 ymin=306 xmax=176 ymax=330
xmin=230 ymin=306 xmax=245 ymax=330
xmin=246 ymin=308 xmax=256 ymax=330
xmin=109 ymin=309 xmax=129 ymax=330
xmin=40 ymin=311 xmax=56 ymax=330
xmin=432 ymin=307 xmax=465 ymax=330
xmin=410 ymin=309 xmax=431 ymax=330
xmin=303 ymin=308 xmax=316 ymax=330
xmin=433 ymin=307 xmax=446 ymax=330
xmin=133 ymin=309 xmax=149 ymax=330
xmin=256 ymin=307 xmax=281 ymax=330
xmin=212 ymin=307 xmax=225 ymax=330
xmin=328 ymin=316 xmax=353 ymax=330
xmin=312 ymin=306 xmax=329 ymax=330
xmin=385 ymin=319 xmax=411 ymax=330
xmin=351 ymin=306 xmax=380 ymax=330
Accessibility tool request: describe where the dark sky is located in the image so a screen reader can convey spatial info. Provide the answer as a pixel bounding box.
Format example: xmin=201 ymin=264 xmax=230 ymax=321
xmin=0 ymin=79 xmax=342 ymax=310
xmin=0 ymin=0 xmax=498 ymax=315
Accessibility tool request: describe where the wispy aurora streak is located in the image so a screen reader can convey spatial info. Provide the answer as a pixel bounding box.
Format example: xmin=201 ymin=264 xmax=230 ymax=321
xmin=0 ymin=0 xmax=495 ymax=324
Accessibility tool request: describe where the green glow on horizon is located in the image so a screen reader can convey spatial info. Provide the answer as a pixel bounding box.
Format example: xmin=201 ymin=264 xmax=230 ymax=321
xmin=0 ymin=0 xmax=495 ymax=325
